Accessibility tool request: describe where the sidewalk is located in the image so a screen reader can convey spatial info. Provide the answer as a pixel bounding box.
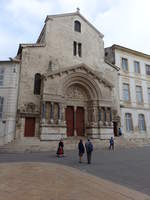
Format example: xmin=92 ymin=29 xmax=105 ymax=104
xmin=0 ymin=162 xmax=149 ymax=200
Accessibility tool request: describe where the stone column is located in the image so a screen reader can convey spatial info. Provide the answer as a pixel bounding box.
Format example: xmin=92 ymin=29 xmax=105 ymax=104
xmin=104 ymin=107 xmax=107 ymax=125
xmin=61 ymin=104 xmax=66 ymax=125
xmin=98 ymin=107 xmax=101 ymax=121
xmin=41 ymin=101 xmax=46 ymax=123
xmin=110 ymin=108 xmax=112 ymax=121
xmin=50 ymin=102 xmax=54 ymax=123
xmin=58 ymin=103 xmax=61 ymax=124
xmin=93 ymin=106 xmax=97 ymax=122
xmin=104 ymin=107 xmax=107 ymax=122
xmin=98 ymin=107 xmax=103 ymax=126
xmin=109 ymin=108 xmax=113 ymax=126
xmin=106 ymin=108 xmax=110 ymax=122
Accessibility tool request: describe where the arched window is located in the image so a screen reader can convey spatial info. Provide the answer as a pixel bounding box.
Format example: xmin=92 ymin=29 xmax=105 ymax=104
xmin=125 ymin=113 xmax=133 ymax=132
xmin=34 ymin=73 xmax=41 ymax=95
xmin=138 ymin=114 xmax=146 ymax=131
xmin=74 ymin=20 xmax=81 ymax=32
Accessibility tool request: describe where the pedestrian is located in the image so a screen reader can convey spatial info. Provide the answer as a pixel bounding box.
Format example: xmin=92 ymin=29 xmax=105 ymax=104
xmin=85 ymin=139 xmax=93 ymax=164
xmin=56 ymin=139 xmax=64 ymax=157
xmin=119 ymin=127 xmax=122 ymax=136
xmin=78 ymin=139 xmax=85 ymax=163
xmin=109 ymin=137 xmax=114 ymax=150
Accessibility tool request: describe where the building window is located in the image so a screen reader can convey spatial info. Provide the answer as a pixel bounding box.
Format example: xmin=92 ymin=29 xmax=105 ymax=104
xmin=146 ymin=64 xmax=150 ymax=75
xmin=138 ymin=114 xmax=146 ymax=131
xmin=73 ymin=41 xmax=77 ymax=56
xmin=73 ymin=41 xmax=82 ymax=57
xmin=122 ymin=58 xmax=128 ymax=71
xmin=74 ymin=20 xmax=81 ymax=32
xmin=34 ymin=73 xmax=41 ymax=95
xmin=136 ymin=86 xmax=143 ymax=103
xmin=0 ymin=68 xmax=4 ymax=86
xmin=148 ymin=88 xmax=150 ymax=103
xmin=125 ymin=113 xmax=133 ymax=132
xmin=123 ymin=83 xmax=130 ymax=101
xmin=0 ymin=96 xmax=4 ymax=119
xmin=78 ymin=43 xmax=82 ymax=57
xmin=134 ymin=61 xmax=140 ymax=73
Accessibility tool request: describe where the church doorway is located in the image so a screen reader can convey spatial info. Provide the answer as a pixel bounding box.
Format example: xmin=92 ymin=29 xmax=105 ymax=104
xmin=113 ymin=122 xmax=118 ymax=136
xmin=76 ymin=107 xmax=84 ymax=136
xmin=66 ymin=106 xmax=74 ymax=136
xmin=24 ymin=117 xmax=35 ymax=137
xmin=65 ymin=106 xmax=85 ymax=137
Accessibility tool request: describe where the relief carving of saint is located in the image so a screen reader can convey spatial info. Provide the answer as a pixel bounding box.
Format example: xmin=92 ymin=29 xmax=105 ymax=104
xmin=66 ymin=85 xmax=87 ymax=99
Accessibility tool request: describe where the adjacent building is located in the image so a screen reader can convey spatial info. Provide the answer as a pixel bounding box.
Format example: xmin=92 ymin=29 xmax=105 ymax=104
xmin=0 ymin=60 xmax=20 ymax=145
xmin=105 ymin=45 xmax=150 ymax=138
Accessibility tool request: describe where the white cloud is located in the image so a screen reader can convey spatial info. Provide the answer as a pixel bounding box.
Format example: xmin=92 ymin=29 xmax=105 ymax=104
xmin=94 ymin=0 xmax=150 ymax=54
xmin=6 ymin=0 xmax=54 ymax=18
xmin=0 ymin=0 xmax=150 ymax=59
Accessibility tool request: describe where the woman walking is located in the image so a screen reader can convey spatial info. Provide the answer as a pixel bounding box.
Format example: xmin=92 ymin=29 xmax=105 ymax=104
xmin=78 ymin=139 xmax=85 ymax=163
xmin=56 ymin=139 xmax=64 ymax=157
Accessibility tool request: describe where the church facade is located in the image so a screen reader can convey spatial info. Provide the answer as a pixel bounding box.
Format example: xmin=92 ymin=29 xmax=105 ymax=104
xmin=15 ymin=11 xmax=120 ymax=141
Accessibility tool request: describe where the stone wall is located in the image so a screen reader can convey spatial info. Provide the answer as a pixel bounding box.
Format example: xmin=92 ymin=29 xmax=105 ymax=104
xmin=17 ymin=12 xmax=119 ymax=139
xmin=0 ymin=62 xmax=20 ymax=145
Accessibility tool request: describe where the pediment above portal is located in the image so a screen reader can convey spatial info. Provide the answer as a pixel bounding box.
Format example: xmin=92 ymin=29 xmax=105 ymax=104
xmin=43 ymin=63 xmax=114 ymax=89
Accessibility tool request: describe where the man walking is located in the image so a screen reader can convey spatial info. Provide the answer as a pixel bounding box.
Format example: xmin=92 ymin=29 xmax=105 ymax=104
xmin=109 ymin=137 xmax=114 ymax=151
xmin=85 ymin=139 xmax=93 ymax=164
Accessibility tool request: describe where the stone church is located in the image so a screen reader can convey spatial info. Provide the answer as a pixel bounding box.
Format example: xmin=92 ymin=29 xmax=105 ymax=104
xmin=15 ymin=10 xmax=120 ymax=141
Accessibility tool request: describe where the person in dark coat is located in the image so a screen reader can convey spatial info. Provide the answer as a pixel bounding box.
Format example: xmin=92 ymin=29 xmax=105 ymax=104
xmin=109 ymin=137 xmax=114 ymax=151
xmin=85 ymin=139 xmax=93 ymax=164
xmin=78 ymin=139 xmax=85 ymax=163
xmin=56 ymin=139 xmax=64 ymax=157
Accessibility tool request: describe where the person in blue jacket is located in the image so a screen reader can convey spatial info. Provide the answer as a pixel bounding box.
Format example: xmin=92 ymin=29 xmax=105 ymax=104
xmin=78 ymin=139 xmax=85 ymax=163
xmin=109 ymin=137 xmax=114 ymax=151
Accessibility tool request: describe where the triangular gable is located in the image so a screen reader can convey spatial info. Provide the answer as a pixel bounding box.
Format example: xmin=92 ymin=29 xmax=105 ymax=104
xmin=45 ymin=11 xmax=104 ymax=38
xmin=44 ymin=63 xmax=113 ymax=88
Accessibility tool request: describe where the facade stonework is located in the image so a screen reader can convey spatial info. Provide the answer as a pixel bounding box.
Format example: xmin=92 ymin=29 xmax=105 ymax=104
xmin=16 ymin=11 xmax=119 ymax=140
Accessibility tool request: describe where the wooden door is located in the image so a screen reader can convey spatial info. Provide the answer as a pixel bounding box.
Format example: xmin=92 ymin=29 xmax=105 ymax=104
xmin=113 ymin=122 xmax=118 ymax=136
xmin=76 ymin=107 xmax=84 ymax=136
xmin=24 ymin=117 xmax=35 ymax=137
xmin=66 ymin=106 xmax=74 ymax=136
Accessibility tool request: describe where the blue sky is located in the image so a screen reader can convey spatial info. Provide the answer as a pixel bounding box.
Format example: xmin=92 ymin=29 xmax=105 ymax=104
xmin=0 ymin=0 xmax=150 ymax=60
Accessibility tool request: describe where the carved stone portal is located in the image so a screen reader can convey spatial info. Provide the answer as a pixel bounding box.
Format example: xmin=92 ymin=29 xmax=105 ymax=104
xmin=66 ymin=84 xmax=89 ymax=99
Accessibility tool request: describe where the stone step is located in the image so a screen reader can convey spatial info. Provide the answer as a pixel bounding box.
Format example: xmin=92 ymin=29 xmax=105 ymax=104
xmin=1 ymin=137 xmax=148 ymax=153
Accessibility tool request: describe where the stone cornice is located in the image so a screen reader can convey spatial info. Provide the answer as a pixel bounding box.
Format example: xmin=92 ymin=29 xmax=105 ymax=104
xmin=17 ymin=43 xmax=45 ymax=56
xmin=44 ymin=63 xmax=114 ymax=88
xmin=105 ymin=60 xmax=120 ymax=71
xmin=112 ymin=44 xmax=150 ymax=60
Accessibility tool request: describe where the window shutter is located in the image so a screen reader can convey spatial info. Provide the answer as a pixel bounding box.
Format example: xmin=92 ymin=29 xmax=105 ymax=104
xmin=0 ymin=97 xmax=4 ymax=119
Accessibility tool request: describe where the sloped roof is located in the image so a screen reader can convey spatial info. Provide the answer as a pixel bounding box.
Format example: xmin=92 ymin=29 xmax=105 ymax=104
xmin=111 ymin=44 xmax=150 ymax=59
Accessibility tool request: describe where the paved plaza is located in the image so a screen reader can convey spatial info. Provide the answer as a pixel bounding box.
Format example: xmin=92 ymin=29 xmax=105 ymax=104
xmin=0 ymin=146 xmax=150 ymax=199
xmin=0 ymin=162 xmax=149 ymax=200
